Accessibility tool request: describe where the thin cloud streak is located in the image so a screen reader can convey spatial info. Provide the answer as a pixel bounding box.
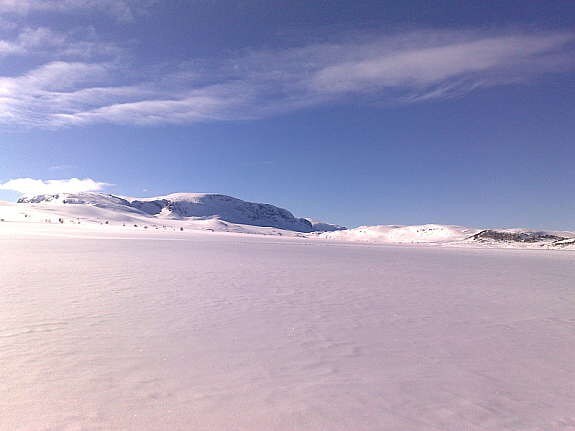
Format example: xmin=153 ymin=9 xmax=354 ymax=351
xmin=310 ymin=33 xmax=575 ymax=92
xmin=0 ymin=29 xmax=573 ymax=128
xmin=0 ymin=26 xmax=125 ymax=60
xmin=0 ymin=0 xmax=151 ymax=22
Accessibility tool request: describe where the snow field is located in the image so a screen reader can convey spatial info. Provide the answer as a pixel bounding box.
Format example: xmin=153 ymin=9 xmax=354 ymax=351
xmin=1 ymin=230 xmax=575 ymax=430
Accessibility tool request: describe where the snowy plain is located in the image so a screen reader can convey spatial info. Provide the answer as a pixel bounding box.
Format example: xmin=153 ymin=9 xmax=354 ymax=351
xmin=1 ymin=220 xmax=575 ymax=431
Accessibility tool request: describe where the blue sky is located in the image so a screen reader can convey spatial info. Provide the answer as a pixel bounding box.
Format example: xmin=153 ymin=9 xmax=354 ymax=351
xmin=0 ymin=0 xmax=574 ymax=229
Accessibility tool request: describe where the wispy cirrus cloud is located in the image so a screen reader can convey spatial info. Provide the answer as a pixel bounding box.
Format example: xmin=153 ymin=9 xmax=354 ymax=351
xmin=310 ymin=32 xmax=575 ymax=93
xmin=0 ymin=61 xmax=120 ymax=126
xmin=0 ymin=26 xmax=123 ymax=59
xmin=0 ymin=177 xmax=110 ymax=194
xmin=0 ymin=27 xmax=60 ymax=56
xmin=0 ymin=0 xmax=152 ymax=22
xmin=0 ymin=27 xmax=573 ymax=129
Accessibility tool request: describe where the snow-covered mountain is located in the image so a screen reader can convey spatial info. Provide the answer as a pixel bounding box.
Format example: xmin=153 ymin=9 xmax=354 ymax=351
xmin=128 ymin=193 xmax=313 ymax=232
xmin=16 ymin=192 xmax=315 ymax=232
xmin=3 ymin=192 xmax=574 ymax=249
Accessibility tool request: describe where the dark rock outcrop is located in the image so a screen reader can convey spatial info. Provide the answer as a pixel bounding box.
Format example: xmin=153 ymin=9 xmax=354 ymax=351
xmin=471 ymin=229 xmax=566 ymax=243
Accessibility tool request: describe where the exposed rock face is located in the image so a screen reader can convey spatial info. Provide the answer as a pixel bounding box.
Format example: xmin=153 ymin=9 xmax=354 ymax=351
xmin=17 ymin=193 xmax=144 ymax=215
xmin=304 ymin=218 xmax=347 ymax=232
xmin=553 ymin=237 xmax=575 ymax=247
xmin=471 ymin=229 xmax=566 ymax=243
xmin=18 ymin=193 xmax=131 ymax=206
xmin=129 ymin=199 xmax=169 ymax=215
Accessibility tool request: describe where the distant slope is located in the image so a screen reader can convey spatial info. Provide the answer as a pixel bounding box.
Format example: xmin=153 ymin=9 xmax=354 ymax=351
xmin=304 ymin=218 xmax=346 ymax=232
xmin=471 ymin=229 xmax=566 ymax=243
xmin=319 ymin=224 xmax=479 ymax=243
xmin=467 ymin=228 xmax=575 ymax=247
xmin=318 ymin=223 xmax=575 ymax=249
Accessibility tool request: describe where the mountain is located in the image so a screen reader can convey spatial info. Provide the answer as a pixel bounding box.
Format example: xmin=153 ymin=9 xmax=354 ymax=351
xmin=17 ymin=192 xmax=315 ymax=233
xmin=5 ymin=193 xmax=575 ymax=249
xmin=129 ymin=193 xmax=313 ymax=232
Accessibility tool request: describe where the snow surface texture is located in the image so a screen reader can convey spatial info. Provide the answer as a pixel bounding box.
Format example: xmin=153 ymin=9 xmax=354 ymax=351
xmin=1 ymin=225 xmax=574 ymax=431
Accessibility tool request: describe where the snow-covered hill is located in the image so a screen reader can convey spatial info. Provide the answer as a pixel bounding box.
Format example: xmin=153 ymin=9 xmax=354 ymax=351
xmin=318 ymin=224 xmax=479 ymax=243
xmin=15 ymin=192 xmax=315 ymax=233
xmin=317 ymin=223 xmax=575 ymax=249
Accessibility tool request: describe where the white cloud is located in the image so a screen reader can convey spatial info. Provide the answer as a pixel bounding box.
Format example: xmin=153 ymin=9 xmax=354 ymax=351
xmin=0 ymin=29 xmax=573 ymax=128
xmin=0 ymin=178 xmax=110 ymax=194
xmin=310 ymin=32 xmax=575 ymax=93
xmin=0 ymin=61 xmax=119 ymax=127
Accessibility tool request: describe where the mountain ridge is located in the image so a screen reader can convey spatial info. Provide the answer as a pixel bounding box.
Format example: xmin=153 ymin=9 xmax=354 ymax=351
xmin=7 ymin=192 xmax=575 ymax=249
xmin=16 ymin=192 xmax=342 ymax=233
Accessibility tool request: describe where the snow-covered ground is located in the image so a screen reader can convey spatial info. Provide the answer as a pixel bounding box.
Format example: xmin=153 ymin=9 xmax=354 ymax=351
xmin=1 ymin=223 xmax=575 ymax=431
